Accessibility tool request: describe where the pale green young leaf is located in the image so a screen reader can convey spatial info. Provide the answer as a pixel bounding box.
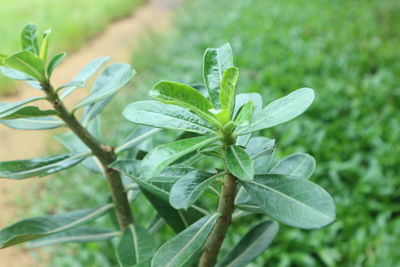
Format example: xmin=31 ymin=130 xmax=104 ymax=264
xmin=234 ymin=101 xmax=254 ymax=127
xmin=3 ymin=51 xmax=45 ymax=82
xmin=47 ymin=52 xmax=66 ymax=76
xmin=270 ymin=152 xmax=316 ymax=179
xmin=150 ymin=81 xmax=218 ymax=126
xmin=226 ymin=145 xmax=254 ymax=180
xmin=203 ymin=43 xmax=233 ymax=108
xmin=240 ymin=175 xmax=336 ymax=229
xmin=20 ymin=23 xmax=39 ymax=55
xmin=123 ymin=100 xmax=218 ymax=134
xmin=152 ymin=214 xmax=219 ymax=267
xmin=219 ymin=66 xmax=239 ymax=120
xmin=218 ymin=221 xmax=279 ymax=267
xmin=39 ymin=29 xmax=51 ymax=61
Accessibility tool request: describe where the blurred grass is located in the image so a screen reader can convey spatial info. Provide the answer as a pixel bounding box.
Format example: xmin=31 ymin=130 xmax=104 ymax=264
xmin=0 ymin=0 xmax=144 ymax=95
xmin=28 ymin=0 xmax=400 ymax=266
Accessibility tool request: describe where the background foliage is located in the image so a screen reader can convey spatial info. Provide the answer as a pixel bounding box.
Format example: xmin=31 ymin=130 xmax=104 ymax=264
xmin=21 ymin=0 xmax=400 ymax=266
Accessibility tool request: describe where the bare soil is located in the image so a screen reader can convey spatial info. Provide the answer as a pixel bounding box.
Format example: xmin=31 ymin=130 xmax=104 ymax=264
xmin=0 ymin=0 xmax=179 ymax=265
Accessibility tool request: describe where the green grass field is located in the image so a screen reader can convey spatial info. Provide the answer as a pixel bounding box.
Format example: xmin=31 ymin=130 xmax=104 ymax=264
xmin=0 ymin=0 xmax=143 ymax=95
xmin=26 ymin=0 xmax=400 ymax=265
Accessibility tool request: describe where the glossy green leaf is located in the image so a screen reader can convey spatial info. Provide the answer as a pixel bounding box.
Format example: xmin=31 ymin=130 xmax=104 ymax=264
xmin=234 ymin=101 xmax=254 ymax=127
xmin=28 ymin=228 xmax=118 ymax=248
xmin=141 ymin=136 xmax=219 ymax=178
xmin=203 ymin=43 xmax=233 ymax=108
xmin=169 ymin=171 xmax=219 ymax=210
xmin=270 ymin=153 xmax=316 ymax=179
xmin=220 ymin=66 xmax=239 ymax=120
xmin=123 ymin=100 xmax=217 ymax=134
xmin=20 ymin=23 xmax=39 ymax=55
xmin=60 ymin=56 xmax=110 ymax=99
xmin=152 ymin=214 xmax=219 ymax=267
xmin=39 ymin=29 xmax=51 ymax=61
xmin=245 ymin=137 xmax=275 ymax=160
xmin=0 ymin=105 xmax=56 ymax=120
xmin=239 ymin=88 xmax=315 ymax=134
xmin=150 ymin=81 xmax=218 ymax=125
xmin=226 ymin=145 xmax=254 ymax=180
xmin=240 ymin=175 xmax=336 ymax=229
xmin=0 ymin=153 xmax=87 ymax=179
xmin=0 ymin=204 xmax=113 ymax=248
xmin=47 ymin=52 xmax=66 ymax=76
xmin=218 ymin=221 xmax=279 ymax=267
xmin=0 ymin=116 xmax=64 ymax=130
xmin=3 ymin=51 xmax=45 ymax=82
xmin=74 ymin=63 xmax=135 ymax=111
xmin=117 ymin=224 xmax=154 ymax=267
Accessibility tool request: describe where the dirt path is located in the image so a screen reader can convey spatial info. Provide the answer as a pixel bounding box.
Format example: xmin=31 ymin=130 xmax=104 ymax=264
xmin=0 ymin=0 xmax=179 ymax=265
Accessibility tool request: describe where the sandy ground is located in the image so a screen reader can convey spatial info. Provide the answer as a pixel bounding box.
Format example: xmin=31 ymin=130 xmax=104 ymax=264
xmin=0 ymin=0 xmax=179 ymax=265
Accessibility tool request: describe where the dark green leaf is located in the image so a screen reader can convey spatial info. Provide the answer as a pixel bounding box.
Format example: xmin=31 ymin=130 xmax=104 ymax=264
xmin=117 ymin=224 xmax=154 ymax=267
xmin=152 ymin=214 xmax=219 ymax=267
xmin=270 ymin=152 xmax=316 ymax=179
xmin=226 ymin=145 xmax=254 ymax=180
xmin=141 ymin=136 xmax=219 ymax=178
xmin=123 ymin=100 xmax=217 ymax=134
xmin=240 ymin=175 xmax=336 ymax=229
xmin=47 ymin=52 xmax=66 ymax=76
xmin=0 ymin=204 xmax=113 ymax=248
xmin=203 ymin=43 xmax=233 ymax=108
xmin=3 ymin=51 xmax=45 ymax=82
xmin=220 ymin=66 xmax=239 ymax=120
xmin=0 ymin=116 xmax=64 ymax=130
xmin=28 ymin=228 xmax=118 ymax=248
xmin=150 ymin=81 xmax=218 ymax=125
xmin=20 ymin=23 xmax=39 ymax=55
xmin=218 ymin=221 xmax=279 ymax=267
xmin=0 ymin=153 xmax=87 ymax=179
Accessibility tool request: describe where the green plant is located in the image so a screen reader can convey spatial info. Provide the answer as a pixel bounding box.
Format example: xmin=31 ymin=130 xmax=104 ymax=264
xmin=0 ymin=25 xmax=335 ymax=266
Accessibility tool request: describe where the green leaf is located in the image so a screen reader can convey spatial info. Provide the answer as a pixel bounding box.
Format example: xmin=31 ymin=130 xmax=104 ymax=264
xmin=0 ymin=105 xmax=56 ymax=120
xmin=20 ymin=23 xmax=39 ymax=55
xmin=147 ymin=165 xmax=197 ymax=184
xmin=270 ymin=153 xmax=316 ymax=179
xmin=47 ymin=52 xmax=66 ymax=76
xmin=0 ymin=53 xmax=6 ymax=65
xmin=150 ymin=81 xmax=218 ymax=125
xmin=0 ymin=66 xmax=34 ymax=81
xmin=123 ymin=100 xmax=217 ymax=134
xmin=0 ymin=97 xmax=45 ymax=114
xmin=240 ymin=175 xmax=336 ymax=229
xmin=239 ymin=88 xmax=315 ymax=134
xmin=233 ymin=93 xmax=263 ymax=117
xmin=169 ymin=171 xmax=219 ymax=210
xmin=0 ymin=204 xmax=113 ymax=248
xmin=141 ymin=136 xmax=219 ymax=178
xmin=234 ymin=101 xmax=254 ymax=127
xmin=116 ymin=126 xmax=160 ymax=154
xmin=74 ymin=63 xmax=135 ymax=112
xmin=152 ymin=214 xmax=219 ymax=267
xmin=4 ymin=51 xmax=45 ymax=82
xmin=0 ymin=116 xmax=64 ymax=130
xmin=0 ymin=153 xmax=87 ymax=179
xmin=40 ymin=29 xmax=51 ymax=61
xmin=28 ymin=228 xmax=118 ymax=248
xmin=203 ymin=43 xmax=233 ymax=108
xmin=59 ymin=56 xmax=110 ymax=99
xmin=226 ymin=145 xmax=254 ymax=180
xmin=112 ymin=160 xmax=207 ymax=233
xmin=245 ymin=137 xmax=275 ymax=160
xmin=117 ymin=224 xmax=154 ymax=267
xmin=220 ymin=66 xmax=239 ymax=120
xmin=218 ymin=221 xmax=279 ymax=267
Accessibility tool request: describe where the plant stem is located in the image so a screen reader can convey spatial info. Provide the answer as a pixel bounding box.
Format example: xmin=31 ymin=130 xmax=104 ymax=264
xmin=42 ymin=82 xmax=134 ymax=230
xmin=199 ymin=172 xmax=237 ymax=267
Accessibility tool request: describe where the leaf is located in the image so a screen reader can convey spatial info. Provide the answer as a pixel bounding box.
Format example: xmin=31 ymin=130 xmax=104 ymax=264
xmin=60 ymin=56 xmax=110 ymax=99
xmin=0 ymin=204 xmax=113 ymax=248
xmin=169 ymin=171 xmax=219 ymax=210
xmin=0 ymin=105 xmax=57 ymax=120
xmin=0 ymin=153 xmax=87 ymax=179
xmin=245 ymin=137 xmax=275 ymax=160
xmin=233 ymin=92 xmax=263 ymax=118
xmin=220 ymin=66 xmax=239 ymax=120
xmin=20 ymin=23 xmax=39 ymax=55
xmin=147 ymin=165 xmax=197 ymax=183
xmin=239 ymin=88 xmax=315 ymax=134
xmin=226 ymin=145 xmax=254 ymax=180
xmin=39 ymin=29 xmax=51 ymax=61
xmin=0 ymin=116 xmax=64 ymax=130
xmin=0 ymin=96 xmax=45 ymax=114
xmin=270 ymin=153 xmax=316 ymax=179
xmin=3 ymin=51 xmax=45 ymax=82
xmin=0 ymin=66 xmax=34 ymax=80
xmin=123 ymin=100 xmax=217 ymax=135
xmin=47 ymin=52 xmax=66 ymax=76
xmin=234 ymin=101 xmax=254 ymax=127
xmin=240 ymin=175 xmax=336 ymax=229
xmin=74 ymin=63 xmax=135 ymax=111
xmin=152 ymin=214 xmax=219 ymax=267
xmin=116 ymin=126 xmax=160 ymax=154
xmin=203 ymin=43 xmax=233 ymax=108
xmin=28 ymin=228 xmax=118 ymax=248
xmin=112 ymin=161 xmax=206 ymax=233
xmin=150 ymin=81 xmax=218 ymax=125
xmin=218 ymin=221 xmax=279 ymax=267
xmin=117 ymin=224 xmax=154 ymax=267
xmin=141 ymin=136 xmax=219 ymax=178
